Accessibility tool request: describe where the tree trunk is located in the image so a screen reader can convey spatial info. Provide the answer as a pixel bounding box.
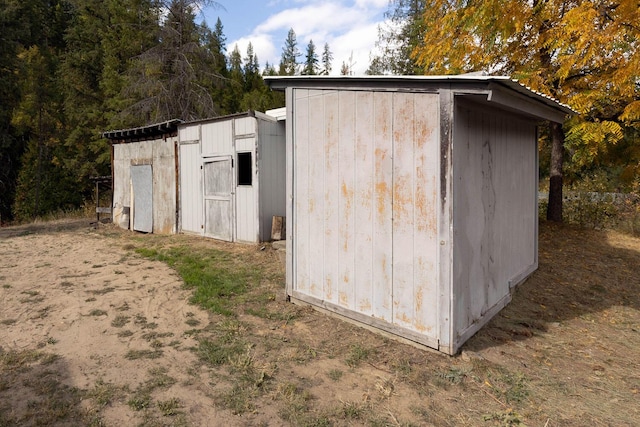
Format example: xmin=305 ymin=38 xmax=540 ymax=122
xmin=546 ymin=121 xmax=564 ymax=222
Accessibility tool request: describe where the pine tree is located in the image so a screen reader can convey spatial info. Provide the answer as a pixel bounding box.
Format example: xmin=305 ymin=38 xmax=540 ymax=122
xmin=320 ymin=43 xmax=333 ymax=75
xmin=368 ymin=0 xmax=425 ymax=75
xmin=302 ymin=39 xmax=318 ymax=75
xmin=278 ymin=28 xmax=300 ymax=76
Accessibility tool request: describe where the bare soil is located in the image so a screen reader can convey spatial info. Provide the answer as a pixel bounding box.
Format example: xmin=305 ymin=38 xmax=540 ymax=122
xmin=0 ymin=218 xmax=639 ymax=426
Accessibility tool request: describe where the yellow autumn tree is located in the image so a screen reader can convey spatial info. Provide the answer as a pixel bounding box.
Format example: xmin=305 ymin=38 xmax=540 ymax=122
xmin=412 ymin=0 xmax=639 ymax=221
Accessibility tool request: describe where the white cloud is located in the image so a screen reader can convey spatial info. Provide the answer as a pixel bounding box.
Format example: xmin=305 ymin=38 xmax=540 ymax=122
xmin=227 ymin=0 xmax=388 ymax=74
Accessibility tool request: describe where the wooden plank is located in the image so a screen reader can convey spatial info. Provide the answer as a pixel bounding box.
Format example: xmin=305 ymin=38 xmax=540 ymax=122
xmin=294 ymin=89 xmax=310 ymax=295
xmin=96 ymin=207 xmax=111 ymax=214
xmin=412 ymin=93 xmax=440 ymax=335
xmin=323 ymin=91 xmax=340 ymax=304
xmin=271 ymin=216 xmax=285 ymax=241
xmin=354 ymin=91 xmax=375 ymax=316
xmin=372 ymin=92 xmax=393 ymax=322
xmin=337 ymin=90 xmax=356 ymax=309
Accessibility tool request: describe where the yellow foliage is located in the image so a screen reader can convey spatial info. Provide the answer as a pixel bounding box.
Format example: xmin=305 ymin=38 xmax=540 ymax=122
xmin=412 ymin=0 xmax=639 ymax=167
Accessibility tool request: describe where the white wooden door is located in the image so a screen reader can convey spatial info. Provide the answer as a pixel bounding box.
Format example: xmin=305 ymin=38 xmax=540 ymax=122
xmin=203 ymin=156 xmax=233 ymax=241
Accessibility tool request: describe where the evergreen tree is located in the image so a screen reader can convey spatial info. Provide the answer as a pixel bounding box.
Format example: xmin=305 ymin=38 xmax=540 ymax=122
xmin=278 ymin=28 xmax=300 ymax=75
xmin=0 ymin=0 xmax=27 ymax=221
xmin=60 ymin=0 xmax=111 ymax=203
xmin=201 ymin=17 xmax=229 ymax=115
xmin=302 ymin=39 xmax=319 ymax=75
xmin=101 ymin=0 xmax=160 ymax=128
xmin=320 ymin=43 xmax=333 ymax=75
xmin=223 ymin=44 xmax=244 ymax=113
xmin=368 ymin=0 xmax=425 ymax=75
xmin=125 ymin=0 xmax=216 ymax=122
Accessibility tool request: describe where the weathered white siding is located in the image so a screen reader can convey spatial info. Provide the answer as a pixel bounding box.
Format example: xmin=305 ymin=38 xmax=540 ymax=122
xmin=177 ymin=113 xmax=286 ymax=243
xmin=235 ymin=134 xmax=258 ymax=243
xmin=290 ymin=89 xmax=441 ymax=347
xmin=178 ymin=141 xmax=202 ymax=234
xmin=452 ymin=99 xmax=538 ymax=346
xmin=112 ymin=136 xmax=177 ymax=234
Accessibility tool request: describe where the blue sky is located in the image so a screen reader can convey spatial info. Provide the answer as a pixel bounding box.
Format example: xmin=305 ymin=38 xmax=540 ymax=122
xmin=200 ymin=0 xmax=390 ymax=74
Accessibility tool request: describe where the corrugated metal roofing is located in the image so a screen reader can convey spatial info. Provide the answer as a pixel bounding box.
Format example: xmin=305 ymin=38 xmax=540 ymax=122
xmin=264 ymin=75 xmax=576 ymax=116
xmin=102 ymin=119 xmax=183 ymax=140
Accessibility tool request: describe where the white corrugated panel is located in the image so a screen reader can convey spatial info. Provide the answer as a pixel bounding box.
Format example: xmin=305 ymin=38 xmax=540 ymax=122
xmin=179 ymin=142 xmax=202 ymax=234
xmin=202 ymin=120 xmax=233 ymax=155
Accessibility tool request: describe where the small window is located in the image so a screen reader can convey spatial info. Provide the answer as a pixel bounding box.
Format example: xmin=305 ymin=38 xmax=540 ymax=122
xmin=237 ymin=152 xmax=252 ymax=186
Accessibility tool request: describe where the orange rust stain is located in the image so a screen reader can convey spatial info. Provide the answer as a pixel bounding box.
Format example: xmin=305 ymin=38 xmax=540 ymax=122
xmin=393 ymin=176 xmax=411 ymax=222
xmin=415 ymin=287 xmax=423 ymax=313
xmin=308 ymin=198 xmax=315 ymax=213
xmin=395 ymin=311 xmax=412 ymax=325
xmin=375 ymin=181 xmax=390 ymax=216
xmin=359 ymin=299 xmax=372 ymax=312
xmin=325 ymin=277 xmax=333 ymax=300
xmin=339 ymin=291 xmax=349 ymax=306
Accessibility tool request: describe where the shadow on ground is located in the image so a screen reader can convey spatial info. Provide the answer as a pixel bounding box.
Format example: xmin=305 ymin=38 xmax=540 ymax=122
xmin=465 ymin=221 xmax=640 ymax=351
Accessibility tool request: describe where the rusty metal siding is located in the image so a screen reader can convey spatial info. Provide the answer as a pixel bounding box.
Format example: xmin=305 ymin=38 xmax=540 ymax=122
xmin=452 ymin=99 xmax=538 ymax=346
xmin=291 ymin=89 xmax=441 ymax=344
xmin=111 ymin=137 xmax=177 ymax=234
xmin=152 ymin=137 xmax=178 ymax=233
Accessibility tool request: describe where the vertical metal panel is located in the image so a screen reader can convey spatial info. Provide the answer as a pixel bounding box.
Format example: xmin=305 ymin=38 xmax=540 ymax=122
xmin=257 ymin=119 xmax=286 ymax=242
xmin=234 ymin=117 xmax=255 ymax=136
xmin=131 ymin=164 xmax=153 ymax=233
xmin=372 ymin=92 xmax=394 ymax=322
xmin=337 ymin=91 xmax=356 ymax=308
xmin=412 ymin=93 xmax=440 ymax=333
xmin=235 ymin=135 xmax=258 ymax=242
xmin=202 ymin=121 xmax=233 ymax=155
xmin=323 ymin=91 xmax=340 ymax=304
xmin=153 ymin=137 xmax=177 ymax=234
xmin=179 ymin=124 xmax=200 ymax=141
xmin=307 ymin=91 xmax=326 ymax=300
xmin=353 ymin=92 xmax=375 ymax=317
xmin=179 ymin=142 xmax=202 ymax=234
xmin=203 ymin=157 xmax=233 ymax=241
xmin=293 ymin=89 xmax=310 ymax=295
xmin=391 ymin=92 xmax=416 ymax=329
xmin=452 ymin=99 xmax=538 ymax=344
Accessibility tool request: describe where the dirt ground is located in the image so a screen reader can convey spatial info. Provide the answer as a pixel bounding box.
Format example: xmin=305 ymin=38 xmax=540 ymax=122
xmin=0 ymin=218 xmax=639 ymax=426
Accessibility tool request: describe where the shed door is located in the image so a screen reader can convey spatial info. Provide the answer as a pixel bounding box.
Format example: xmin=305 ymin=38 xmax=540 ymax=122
xmin=131 ymin=164 xmax=153 ymax=233
xmin=203 ymin=156 xmax=233 ymax=241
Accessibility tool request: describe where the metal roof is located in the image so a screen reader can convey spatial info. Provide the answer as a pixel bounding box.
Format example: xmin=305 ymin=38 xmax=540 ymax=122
xmin=102 ymin=119 xmax=183 ymax=141
xmin=264 ymin=75 xmax=576 ymax=118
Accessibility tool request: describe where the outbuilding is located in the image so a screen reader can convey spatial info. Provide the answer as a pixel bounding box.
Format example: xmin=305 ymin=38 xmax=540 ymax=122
xmin=265 ymin=75 xmax=573 ymax=355
xmin=103 ymin=111 xmax=285 ymax=243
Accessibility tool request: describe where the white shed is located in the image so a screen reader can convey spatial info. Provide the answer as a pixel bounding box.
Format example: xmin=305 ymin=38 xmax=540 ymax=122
xmin=265 ymin=75 xmax=574 ymax=355
xmin=104 ymin=111 xmax=286 ymax=243
xmin=178 ymin=111 xmax=285 ymax=243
